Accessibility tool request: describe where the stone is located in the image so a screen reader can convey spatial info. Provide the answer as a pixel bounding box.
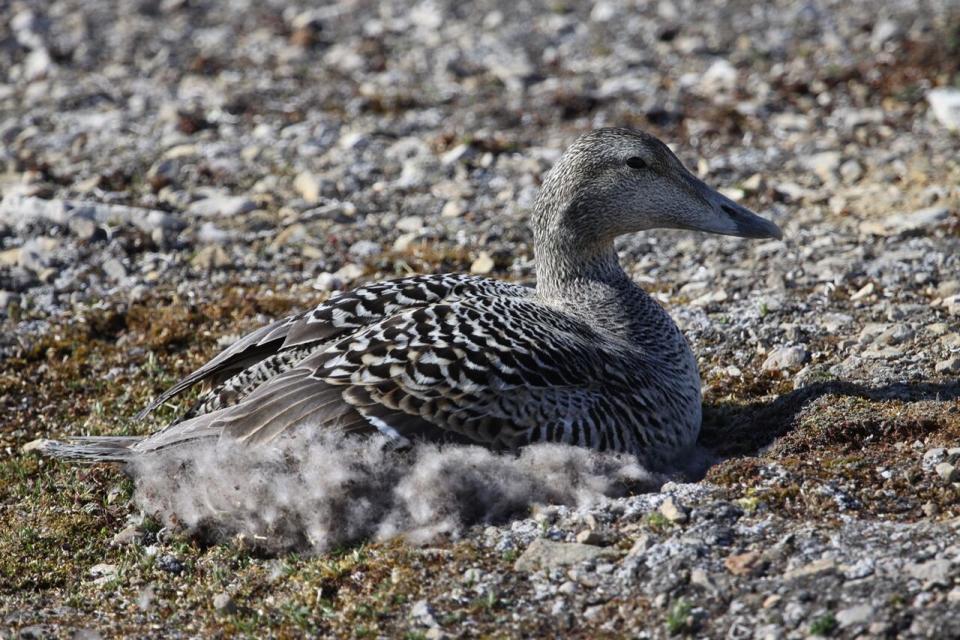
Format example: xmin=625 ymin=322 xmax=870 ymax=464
xmin=803 ymin=151 xmax=841 ymax=183
xmin=575 ymin=530 xmax=607 ymax=545
xmin=396 ymin=215 xmax=424 ymax=233
xmin=724 ymin=551 xmax=763 ymax=576
xmin=513 ymin=538 xmax=616 ymax=571
xmin=935 ymin=357 xmax=960 ymax=374
xmin=68 ymin=216 xmax=103 ymax=241
xmin=783 ymin=558 xmax=836 ymax=581
xmin=111 ymin=523 xmax=142 ymax=546
xmin=836 ymin=604 xmax=875 ymax=628
xmin=659 ymin=496 xmax=689 ymax=523
xmin=157 ymin=555 xmax=184 ymax=574
xmin=349 ymin=240 xmax=381 ymax=258
xmin=409 ymin=599 xmax=440 ymax=627
xmin=690 ymin=568 xmax=718 ymax=592
xmin=187 ymin=194 xmax=257 ymax=217
xmin=934 ymin=462 xmax=958 ymax=483
xmin=906 ymin=559 xmax=952 ymax=588
xmin=470 ymin=252 xmax=495 ymax=275
xmin=213 ymin=592 xmax=236 ymax=613
xmin=928 ymin=88 xmax=960 ymax=131
xmin=102 ymin=258 xmax=127 ymax=282
xmin=859 ymin=206 xmax=951 ymax=236
xmin=293 ymin=171 xmax=322 ymax=204
xmin=191 ymin=245 xmax=231 ymax=270
xmin=839 ymin=160 xmax=863 ymax=183
xmin=441 ymin=200 xmax=464 ymax=218
xmin=762 ymin=345 xmax=809 ymax=372
xmin=89 ymin=563 xmax=118 ymax=582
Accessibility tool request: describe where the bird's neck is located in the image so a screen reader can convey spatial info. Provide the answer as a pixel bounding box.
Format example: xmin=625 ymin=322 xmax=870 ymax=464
xmin=533 ymin=232 xmax=630 ymax=300
xmin=531 ymin=187 xmax=631 ymax=299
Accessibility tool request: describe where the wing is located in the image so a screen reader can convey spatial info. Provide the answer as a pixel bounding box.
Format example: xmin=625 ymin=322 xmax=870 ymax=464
xmin=135 ymin=295 xmax=656 ymax=456
xmin=136 ymin=274 xmax=531 ymax=419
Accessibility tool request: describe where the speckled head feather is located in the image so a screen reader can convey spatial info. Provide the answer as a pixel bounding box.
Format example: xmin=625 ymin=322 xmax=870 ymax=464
xmin=41 ymin=128 xmax=782 ymax=469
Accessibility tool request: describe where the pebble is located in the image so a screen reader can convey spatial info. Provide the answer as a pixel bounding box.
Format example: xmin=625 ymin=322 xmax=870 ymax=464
xmin=212 ymin=592 xmax=236 ymax=613
xmin=935 ymin=357 xmax=960 ymax=374
xmin=803 ymin=151 xmax=841 ymax=183
xmin=187 ymin=194 xmax=257 ymax=218
xmin=513 ymin=538 xmax=616 ymax=571
xmin=470 ymin=252 xmax=495 ymax=275
xmin=859 ymin=206 xmax=951 ymax=236
xmin=409 ymin=599 xmax=440 ymax=628
xmin=906 ymin=559 xmax=952 ymax=588
xmin=191 ymin=245 xmax=231 ymax=270
xmin=934 ymin=462 xmax=958 ymax=484
xmin=157 ymin=555 xmax=184 ymax=575
xmin=293 ymin=171 xmax=322 ymax=204
xmin=927 ymin=88 xmax=960 ymax=131
xmin=349 ymin=240 xmax=381 ymax=258
xmin=836 ymin=604 xmax=875 ymax=628
xmin=724 ymin=551 xmax=763 ymax=576
xmin=762 ymin=345 xmax=809 ymax=372
xmin=659 ymin=496 xmax=689 ymax=523
xmin=783 ymin=558 xmax=836 ymax=581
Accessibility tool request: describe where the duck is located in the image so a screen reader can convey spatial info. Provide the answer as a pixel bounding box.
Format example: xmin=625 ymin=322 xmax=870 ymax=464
xmin=43 ymin=128 xmax=782 ymax=468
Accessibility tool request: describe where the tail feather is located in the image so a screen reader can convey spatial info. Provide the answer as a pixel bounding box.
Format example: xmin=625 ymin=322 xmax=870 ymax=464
xmin=37 ymin=436 xmax=143 ymax=463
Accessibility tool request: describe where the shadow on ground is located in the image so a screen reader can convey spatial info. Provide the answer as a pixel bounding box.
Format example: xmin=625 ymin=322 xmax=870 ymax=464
xmin=698 ymin=379 xmax=960 ymax=461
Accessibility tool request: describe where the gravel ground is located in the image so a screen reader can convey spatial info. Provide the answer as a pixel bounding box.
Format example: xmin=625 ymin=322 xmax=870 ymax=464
xmin=1 ymin=0 xmax=959 ymax=637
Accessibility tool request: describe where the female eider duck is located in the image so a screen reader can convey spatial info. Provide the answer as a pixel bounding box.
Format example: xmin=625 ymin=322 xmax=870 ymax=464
xmin=44 ymin=128 xmax=781 ymax=468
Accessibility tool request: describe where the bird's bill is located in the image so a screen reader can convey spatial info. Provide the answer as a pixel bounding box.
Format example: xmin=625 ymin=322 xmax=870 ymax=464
xmin=684 ymin=176 xmax=783 ymax=240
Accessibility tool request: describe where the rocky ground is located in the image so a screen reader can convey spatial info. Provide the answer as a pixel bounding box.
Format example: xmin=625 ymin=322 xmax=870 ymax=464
xmin=2 ymin=0 xmax=960 ymax=637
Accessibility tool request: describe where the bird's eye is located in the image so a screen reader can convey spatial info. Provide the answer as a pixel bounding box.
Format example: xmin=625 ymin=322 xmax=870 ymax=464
xmin=625 ymin=157 xmax=647 ymax=170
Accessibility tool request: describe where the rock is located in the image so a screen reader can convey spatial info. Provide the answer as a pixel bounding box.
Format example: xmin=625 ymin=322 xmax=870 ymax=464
xmin=191 ymin=245 xmax=231 ymax=270
xmin=68 ymin=216 xmax=104 ymax=242
xmin=89 ymin=563 xmax=118 ymax=582
xmin=409 ymin=599 xmax=439 ymax=627
xmin=803 ymin=151 xmax=841 ymax=183
xmin=396 ymin=215 xmax=424 ymax=233
xmin=513 ymin=538 xmax=616 ymax=571
xmin=111 ymin=523 xmax=142 ymax=546
xmin=850 ymin=282 xmax=876 ymax=301
xmin=157 ymin=555 xmax=184 ymax=574
xmin=18 ymin=237 xmax=59 ymax=273
xmin=935 ymin=357 xmax=960 ymax=374
xmin=349 ymin=240 xmax=381 ymax=259
xmin=859 ymin=207 xmax=951 ymax=236
xmin=293 ymin=171 xmax=322 ymax=204
xmin=558 ymin=580 xmax=578 ymax=595
xmin=928 ymin=88 xmax=960 ymax=131
xmin=270 ymin=223 xmax=307 ymax=248
xmin=147 ymin=159 xmax=178 ymax=190
xmin=906 ymin=559 xmax=952 ymax=588
xmin=659 ymin=496 xmax=689 ymax=523
xmin=441 ymin=200 xmax=464 ymax=218
xmin=836 ymin=604 xmax=875 ymax=628
xmin=0 ymin=290 xmax=20 ymax=314
xmin=819 ymin=313 xmax=853 ymax=332
xmin=700 ymin=59 xmax=737 ymax=93
xmin=783 ymin=558 xmax=836 ymax=581
xmin=187 ymin=194 xmax=257 ymax=218
xmin=724 ymin=551 xmax=764 ymax=576
xmin=839 ymin=160 xmax=863 ymax=183
xmin=470 ymin=252 xmax=495 ymax=275
xmin=762 ymin=345 xmax=809 ymax=372
xmin=212 ymin=592 xmax=236 ymax=613
xmin=575 ymin=530 xmax=608 ymax=546
xmin=934 ymin=462 xmax=958 ymax=484
xmin=102 ymin=258 xmax=127 ymax=282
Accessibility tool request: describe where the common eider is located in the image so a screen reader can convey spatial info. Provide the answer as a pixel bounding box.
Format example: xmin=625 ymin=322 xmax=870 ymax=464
xmin=43 ymin=128 xmax=782 ymax=468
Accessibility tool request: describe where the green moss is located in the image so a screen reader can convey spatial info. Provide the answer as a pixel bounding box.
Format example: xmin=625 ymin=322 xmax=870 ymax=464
xmin=809 ymin=612 xmax=837 ymax=636
xmin=666 ymin=598 xmax=693 ymax=635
